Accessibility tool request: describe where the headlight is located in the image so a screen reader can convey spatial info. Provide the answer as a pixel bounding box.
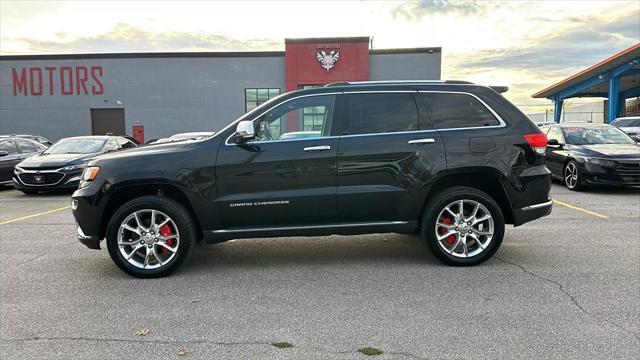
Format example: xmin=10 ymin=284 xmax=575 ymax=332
xmin=14 ymin=166 xmax=23 ymax=174
xmin=61 ymin=163 xmax=87 ymax=172
xmin=82 ymin=166 xmax=100 ymax=181
xmin=585 ymin=158 xmax=618 ymax=168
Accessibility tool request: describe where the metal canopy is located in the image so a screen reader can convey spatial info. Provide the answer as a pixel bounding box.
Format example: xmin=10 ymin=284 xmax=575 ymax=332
xmin=532 ymin=43 xmax=640 ymax=123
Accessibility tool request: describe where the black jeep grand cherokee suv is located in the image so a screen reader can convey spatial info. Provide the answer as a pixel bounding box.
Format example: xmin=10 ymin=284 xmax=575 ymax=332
xmin=72 ymin=81 xmax=552 ymax=278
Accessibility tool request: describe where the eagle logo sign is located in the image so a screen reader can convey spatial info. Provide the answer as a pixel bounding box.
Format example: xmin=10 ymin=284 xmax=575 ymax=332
xmin=316 ymin=50 xmax=340 ymax=72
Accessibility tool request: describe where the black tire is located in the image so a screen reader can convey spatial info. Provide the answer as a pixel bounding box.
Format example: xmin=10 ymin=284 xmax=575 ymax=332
xmin=20 ymin=190 xmax=39 ymax=195
xmin=420 ymin=186 xmax=505 ymax=266
xmin=563 ymin=160 xmax=584 ymax=191
xmin=106 ymin=196 xmax=196 ymax=278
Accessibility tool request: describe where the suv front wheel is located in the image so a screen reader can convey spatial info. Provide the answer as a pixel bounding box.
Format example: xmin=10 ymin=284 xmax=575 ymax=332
xmin=421 ymin=186 xmax=505 ymax=266
xmin=106 ymin=196 xmax=196 ymax=278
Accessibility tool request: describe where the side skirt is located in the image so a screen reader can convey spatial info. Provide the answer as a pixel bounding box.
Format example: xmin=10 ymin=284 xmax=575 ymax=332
xmin=203 ymin=221 xmax=419 ymax=243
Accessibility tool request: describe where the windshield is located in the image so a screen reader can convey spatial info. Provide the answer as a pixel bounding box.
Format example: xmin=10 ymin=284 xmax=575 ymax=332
xmin=612 ymin=118 xmax=640 ymax=127
xmin=44 ymin=138 xmax=106 ymax=154
xmin=562 ymin=126 xmax=636 ymax=145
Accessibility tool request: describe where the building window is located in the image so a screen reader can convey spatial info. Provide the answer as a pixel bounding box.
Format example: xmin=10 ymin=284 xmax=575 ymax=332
xmin=303 ymin=106 xmax=327 ymax=131
xmin=245 ymin=88 xmax=280 ymax=112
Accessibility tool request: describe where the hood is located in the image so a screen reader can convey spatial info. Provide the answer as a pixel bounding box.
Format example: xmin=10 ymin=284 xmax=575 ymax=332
xmin=573 ymin=144 xmax=640 ymax=159
xmin=91 ymin=140 xmax=192 ymax=163
xmin=18 ymin=152 xmax=97 ymax=168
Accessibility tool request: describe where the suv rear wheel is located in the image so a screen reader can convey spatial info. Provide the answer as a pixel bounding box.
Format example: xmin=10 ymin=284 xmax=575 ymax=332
xmin=421 ymin=186 xmax=504 ymax=266
xmin=106 ymin=196 xmax=196 ymax=278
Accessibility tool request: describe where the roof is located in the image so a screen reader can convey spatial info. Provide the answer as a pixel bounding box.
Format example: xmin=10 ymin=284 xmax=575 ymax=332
xmin=369 ymin=47 xmax=441 ymax=55
xmin=547 ymin=123 xmax=614 ymax=127
xmin=0 ymin=135 xmax=43 ymax=140
xmin=285 ymin=36 xmax=370 ymax=44
xmin=0 ymin=51 xmax=287 ymax=61
xmin=532 ymin=43 xmax=640 ymax=99
xmin=322 ymin=80 xmax=510 ymax=93
xmin=60 ymin=135 xmax=112 ymax=140
xmin=324 ymin=80 xmax=472 ymax=87
xmin=0 ymin=47 xmax=443 ymax=61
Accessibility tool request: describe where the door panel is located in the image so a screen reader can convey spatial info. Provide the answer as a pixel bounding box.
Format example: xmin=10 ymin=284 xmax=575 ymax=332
xmin=544 ymin=127 xmax=567 ymax=177
xmin=337 ymin=131 xmax=446 ymax=222
xmin=0 ymin=140 xmax=21 ymax=183
xmin=215 ymin=94 xmax=341 ymax=229
xmin=216 ymin=139 xmax=339 ymax=227
xmin=336 ymin=92 xmax=446 ymax=222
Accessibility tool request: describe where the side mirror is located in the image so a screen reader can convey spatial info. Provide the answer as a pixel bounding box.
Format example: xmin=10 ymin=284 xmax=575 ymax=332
xmin=0 ymin=151 xmax=8 ymax=157
xmin=234 ymin=120 xmax=255 ymax=143
xmin=547 ymin=139 xmax=562 ymax=147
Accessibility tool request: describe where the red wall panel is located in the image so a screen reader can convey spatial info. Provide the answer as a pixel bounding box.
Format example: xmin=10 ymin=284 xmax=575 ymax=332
xmin=285 ymin=40 xmax=369 ymax=91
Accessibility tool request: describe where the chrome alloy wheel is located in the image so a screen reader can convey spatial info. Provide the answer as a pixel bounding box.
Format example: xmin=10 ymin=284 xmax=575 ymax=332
xmin=117 ymin=209 xmax=180 ymax=269
xmin=564 ymin=162 xmax=578 ymax=189
xmin=434 ymin=199 xmax=495 ymax=258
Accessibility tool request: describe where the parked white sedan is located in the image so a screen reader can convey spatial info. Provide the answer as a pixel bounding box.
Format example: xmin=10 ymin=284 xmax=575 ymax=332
xmin=611 ymin=116 xmax=640 ymax=141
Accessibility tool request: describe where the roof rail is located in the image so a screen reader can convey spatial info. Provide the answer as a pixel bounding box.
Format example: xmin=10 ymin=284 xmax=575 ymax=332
xmin=323 ymin=80 xmax=474 ymax=87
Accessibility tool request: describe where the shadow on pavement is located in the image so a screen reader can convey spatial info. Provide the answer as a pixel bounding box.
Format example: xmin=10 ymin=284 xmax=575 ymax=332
xmin=178 ymin=234 xmax=435 ymax=275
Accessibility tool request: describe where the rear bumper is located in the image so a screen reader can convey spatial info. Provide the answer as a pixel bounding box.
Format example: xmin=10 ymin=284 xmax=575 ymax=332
xmin=513 ymin=200 xmax=552 ymax=226
xmin=77 ymin=226 xmax=101 ymax=250
xmin=508 ymin=164 xmax=552 ymax=226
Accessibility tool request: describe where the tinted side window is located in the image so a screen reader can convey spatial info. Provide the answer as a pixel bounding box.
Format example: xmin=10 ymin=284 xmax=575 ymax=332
xmin=0 ymin=140 xmax=18 ymax=155
xmin=546 ymin=127 xmax=564 ymax=143
xmin=347 ymin=93 xmax=419 ymax=135
xmin=253 ymin=95 xmax=335 ymax=142
xmin=105 ymin=139 xmax=119 ymax=152
xmin=117 ymin=138 xmax=136 ymax=149
xmin=15 ymin=139 xmax=37 ymax=153
xmin=421 ymin=93 xmax=500 ymax=129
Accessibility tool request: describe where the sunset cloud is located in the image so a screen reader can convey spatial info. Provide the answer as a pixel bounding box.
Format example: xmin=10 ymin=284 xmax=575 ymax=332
xmin=1 ymin=0 xmax=638 ymax=110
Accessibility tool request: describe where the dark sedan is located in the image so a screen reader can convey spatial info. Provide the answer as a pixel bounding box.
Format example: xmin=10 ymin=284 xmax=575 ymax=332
xmin=13 ymin=135 xmax=136 ymax=194
xmin=541 ymin=124 xmax=640 ymax=190
xmin=0 ymin=134 xmax=52 ymax=147
xmin=0 ymin=137 xmax=48 ymax=187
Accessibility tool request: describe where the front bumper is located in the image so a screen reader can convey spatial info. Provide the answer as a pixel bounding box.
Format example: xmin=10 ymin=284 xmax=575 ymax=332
xmin=13 ymin=170 xmax=82 ymax=191
xmin=77 ymin=226 xmax=101 ymax=249
xmin=581 ymin=162 xmax=640 ymax=187
xmin=72 ymin=179 xmax=107 ymax=249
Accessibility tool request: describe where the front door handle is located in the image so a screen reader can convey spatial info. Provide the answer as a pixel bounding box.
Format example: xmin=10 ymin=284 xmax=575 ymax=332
xmin=408 ymin=138 xmax=435 ymax=145
xmin=304 ymin=145 xmax=331 ymax=152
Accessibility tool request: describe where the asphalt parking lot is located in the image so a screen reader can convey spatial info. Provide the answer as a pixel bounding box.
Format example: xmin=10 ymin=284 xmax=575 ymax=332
xmin=0 ymin=184 xmax=638 ymax=359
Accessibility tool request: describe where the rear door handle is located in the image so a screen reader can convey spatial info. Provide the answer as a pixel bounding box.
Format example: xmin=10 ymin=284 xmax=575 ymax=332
xmin=304 ymin=145 xmax=331 ymax=152
xmin=408 ymin=138 xmax=435 ymax=145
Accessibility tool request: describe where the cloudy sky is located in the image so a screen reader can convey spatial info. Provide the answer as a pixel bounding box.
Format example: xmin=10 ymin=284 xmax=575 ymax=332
xmin=1 ymin=0 xmax=638 ymax=112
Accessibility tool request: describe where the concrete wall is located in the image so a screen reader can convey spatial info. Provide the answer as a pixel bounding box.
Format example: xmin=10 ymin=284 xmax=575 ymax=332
xmin=369 ymin=52 xmax=441 ymax=81
xmin=1 ymin=56 xmax=285 ymax=141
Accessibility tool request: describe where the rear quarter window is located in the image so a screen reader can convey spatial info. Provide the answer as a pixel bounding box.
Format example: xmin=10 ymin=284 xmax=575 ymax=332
xmin=420 ymin=92 xmax=501 ymax=129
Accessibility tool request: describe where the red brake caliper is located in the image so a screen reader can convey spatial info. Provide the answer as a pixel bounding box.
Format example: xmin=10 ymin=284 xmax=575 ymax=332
xmin=159 ymin=224 xmax=174 ymax=254
xmin=438 ymin=217 xmax=457 ymax=245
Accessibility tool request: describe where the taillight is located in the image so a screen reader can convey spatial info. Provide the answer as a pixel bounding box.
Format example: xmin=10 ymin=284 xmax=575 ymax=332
xmin=524 ymin=133 xmax=547 ymax=154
